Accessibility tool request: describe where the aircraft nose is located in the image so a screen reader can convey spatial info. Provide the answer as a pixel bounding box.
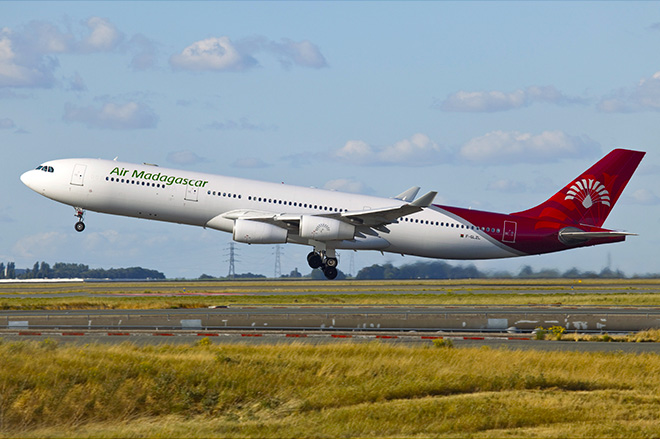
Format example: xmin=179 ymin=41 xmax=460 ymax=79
xmin=20 ymin=170 xmax=38 ymax=191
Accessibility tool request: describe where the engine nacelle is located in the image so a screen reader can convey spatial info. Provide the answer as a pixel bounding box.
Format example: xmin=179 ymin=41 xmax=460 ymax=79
xmin=233 ymin=219 xmax=287 ymax=244
xmin=299 ymin=216 xmax=355 ymax=241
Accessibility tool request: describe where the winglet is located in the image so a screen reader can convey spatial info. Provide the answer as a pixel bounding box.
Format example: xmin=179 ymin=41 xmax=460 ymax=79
xmin=394 ymin=186 xmax=420 ymax=202
xmin=410 ymin=191 xmax=437 ymax=208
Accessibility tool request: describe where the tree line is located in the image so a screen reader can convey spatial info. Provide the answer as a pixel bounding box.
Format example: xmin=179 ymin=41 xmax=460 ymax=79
xmin=0 ymin=262 xmax=165 ymax=280
xmin=352 ymin=261 xmax=648 ymax=280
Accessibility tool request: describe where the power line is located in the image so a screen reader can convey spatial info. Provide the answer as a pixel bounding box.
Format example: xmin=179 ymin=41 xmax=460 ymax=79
xmin=273 ymin=245 xmax=282 ymax=278
xmin=226 ymin=242 xmax=237 ymax=279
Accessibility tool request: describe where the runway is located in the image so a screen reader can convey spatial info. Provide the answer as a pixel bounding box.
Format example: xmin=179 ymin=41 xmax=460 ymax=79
xmin=3 ymin=280 xmax=660 ymax=351
xmin=2 ymin=304 xmax=660 ymax=333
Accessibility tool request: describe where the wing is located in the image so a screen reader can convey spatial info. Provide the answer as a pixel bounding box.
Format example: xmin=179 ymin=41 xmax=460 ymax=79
xmin=338 ymin=191 xmax=437 ymax=227
xmin=206 ymin=191 xmax=437 ymax=237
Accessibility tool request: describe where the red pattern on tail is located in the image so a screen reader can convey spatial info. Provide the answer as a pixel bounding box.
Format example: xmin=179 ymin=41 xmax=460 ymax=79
xmin=512 ymin=149 xmax=645 ymax=227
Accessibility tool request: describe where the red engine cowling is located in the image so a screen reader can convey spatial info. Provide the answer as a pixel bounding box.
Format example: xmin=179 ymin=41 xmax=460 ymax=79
xmin=233 ymin=219 xmax=287 ymax=244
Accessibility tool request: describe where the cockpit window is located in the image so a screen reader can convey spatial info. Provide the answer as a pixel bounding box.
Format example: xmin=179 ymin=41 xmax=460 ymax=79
xmin=35 ymin=165 xmax=54 ymax=173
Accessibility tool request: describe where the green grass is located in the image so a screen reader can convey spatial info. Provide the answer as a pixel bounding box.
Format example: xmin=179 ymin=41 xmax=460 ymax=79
xmin=1 ymin=278 xmax=659 ymax=309
xmin=3 ymin=340 xmax=660 ymax=437
xmin=3 ymin=291 xmax=660 ymax=310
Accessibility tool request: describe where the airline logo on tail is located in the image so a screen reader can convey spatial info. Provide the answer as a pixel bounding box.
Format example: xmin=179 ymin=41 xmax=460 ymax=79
xmin=512 ymin=148 xmax=645 ymax=228
xmin=565 ymin=178 xmax=611 ymax=209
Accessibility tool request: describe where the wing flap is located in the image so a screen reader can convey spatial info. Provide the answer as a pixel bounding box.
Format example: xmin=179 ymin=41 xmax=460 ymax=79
xmin=341 ymin=191 xmax=437 ymax=226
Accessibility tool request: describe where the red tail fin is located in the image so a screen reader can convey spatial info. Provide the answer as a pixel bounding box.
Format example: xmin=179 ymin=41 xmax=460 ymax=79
xmin=512 ymin=149 xmax=645 ymax=227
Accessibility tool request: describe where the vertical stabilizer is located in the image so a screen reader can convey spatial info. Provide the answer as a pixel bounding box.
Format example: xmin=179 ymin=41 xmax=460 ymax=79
xmin=512 ymin=149 xmax=645 ymax=227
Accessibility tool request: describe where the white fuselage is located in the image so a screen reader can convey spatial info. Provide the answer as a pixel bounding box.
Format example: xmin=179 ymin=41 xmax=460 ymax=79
xmin=21 ymin=158 xmax=519 ymax=261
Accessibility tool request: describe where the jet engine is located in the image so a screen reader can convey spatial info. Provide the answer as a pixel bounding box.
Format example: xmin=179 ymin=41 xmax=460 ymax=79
xmin=299 ymin=215 xmax=355 ymax=241
xmin=233 ymin=219 xmax=288 ymax=244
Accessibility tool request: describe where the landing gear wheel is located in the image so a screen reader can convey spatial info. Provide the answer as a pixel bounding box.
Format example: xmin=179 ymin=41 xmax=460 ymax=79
xmin=307 ymin=252 xmax=323 ymax=269
xmin=325 ymin=257 xmax=338 ymax=268
xmin=322 ymin=266 xmax=338 ymax=280
xmin=73 ymin=208 xmax=86 ymax=232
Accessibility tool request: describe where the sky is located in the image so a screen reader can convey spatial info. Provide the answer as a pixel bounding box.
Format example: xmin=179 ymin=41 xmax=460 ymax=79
xmin=1 ymin=1 xmax=659 ymax=279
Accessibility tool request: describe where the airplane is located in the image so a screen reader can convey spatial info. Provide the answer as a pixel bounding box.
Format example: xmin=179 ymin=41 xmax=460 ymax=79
xmin=20 ymin=148 xmax=645 ymax=279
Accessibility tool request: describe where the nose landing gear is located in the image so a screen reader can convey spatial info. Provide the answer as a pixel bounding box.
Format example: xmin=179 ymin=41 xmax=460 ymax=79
xmin=74 ymin=208 xmax=85 ymax=232
xmin=307 ymin=250 xmax=339 ymax=279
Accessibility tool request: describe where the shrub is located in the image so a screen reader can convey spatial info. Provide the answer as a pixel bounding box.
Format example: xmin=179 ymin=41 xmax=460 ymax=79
xmin=432 ymin=338 xmax=454 ymax=348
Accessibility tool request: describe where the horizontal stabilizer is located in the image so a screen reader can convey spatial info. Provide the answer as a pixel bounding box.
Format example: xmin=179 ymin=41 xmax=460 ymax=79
xmin=559 ymin=227 xmax=636 ymax=245
xmin=560 ymin=230 xmax=637 ymax=239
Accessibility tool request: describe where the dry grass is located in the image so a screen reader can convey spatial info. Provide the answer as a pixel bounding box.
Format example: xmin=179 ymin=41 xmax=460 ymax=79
xmin=3 ymin=291 xmax=660 ymax=310
xmin=1 ymin=278 xmax=660 ymax=310
xmin=2 ymin=340 xmax=660 ymax=437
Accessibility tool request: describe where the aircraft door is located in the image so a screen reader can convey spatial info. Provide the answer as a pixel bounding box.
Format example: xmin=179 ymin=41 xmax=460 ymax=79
xmin=503 ymin=220 xmax=517 ymax=243
xmin=185 ymin=185 xmax=199 ymax=202
xmin=70 ymin=164 xmax=87 ymax=186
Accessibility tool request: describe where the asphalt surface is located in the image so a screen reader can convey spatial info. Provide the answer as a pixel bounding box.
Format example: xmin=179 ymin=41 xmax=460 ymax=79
xmin=2 ymin=280 xmax=660 ymax=351
xmin=1 ymin=305 xmax=659 ymax=332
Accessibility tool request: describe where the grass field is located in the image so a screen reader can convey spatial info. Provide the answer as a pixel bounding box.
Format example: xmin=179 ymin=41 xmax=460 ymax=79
xmin=1 ymin=278 xmax=660 ymax=310
xmin=1 ymin=339 xmax=660 ymax=438
xmin=2 ymin=279 xmax=660 ymax=438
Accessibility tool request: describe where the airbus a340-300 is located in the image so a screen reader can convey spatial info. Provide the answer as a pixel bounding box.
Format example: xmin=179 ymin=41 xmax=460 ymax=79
xmin=20 ymin=148 xmax=645 ymax=279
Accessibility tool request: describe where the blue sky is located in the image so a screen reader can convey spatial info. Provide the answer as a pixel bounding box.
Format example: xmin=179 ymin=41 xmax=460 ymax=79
xmin=2 ymin=1 xmax=659 ymax=278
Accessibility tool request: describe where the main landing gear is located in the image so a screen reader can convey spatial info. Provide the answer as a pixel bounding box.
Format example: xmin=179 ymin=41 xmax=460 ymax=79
xmin=307 ymin=251 xmax=339 ymax=280
xmin=74 ymin=208 xmax=85 ymax=232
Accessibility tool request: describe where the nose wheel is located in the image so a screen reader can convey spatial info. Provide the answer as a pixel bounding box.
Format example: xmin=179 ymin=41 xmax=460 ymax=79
xmin=307 ymin=251 xmax=339 ymax=279
xmin=74 ymin=208 xmax=85 ymax=232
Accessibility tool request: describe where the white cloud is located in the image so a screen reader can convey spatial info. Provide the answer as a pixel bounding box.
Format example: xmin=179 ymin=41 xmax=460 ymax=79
xmin=265 ymin=38 xmax=327 ymax=69
xmin=323 ymin=178 xmax=374 ymax=195
xmin=0 ymin=17 xmax=146 ymax=88
xmin=167 ymin=150 xmax=207 ymax=166
xmin=437 ymin=85 xmax=586 ymax=112
xmin=63 ymin=101 xmax=158 ymax=130
xmin=460 ymin=130 xmax=600 ymax=164
xmin=80 ymin=17 xmax=124 ymax=52
xmin=170 ymin=36 xmax=327 ymax=72
xmin=0 ymin=29 xmax=58 ymax=88
xmin=334 ymin=133 xmax=449 ymax=167
xmin=12 ymin=231 xmax=68 ymax=259
xmin=628 ymin=189 xmax=660 ymax=205
xmin=170 ymin=36 xmax=255 ymax=71
xmin=598 ymin=71 xmax=660 ymax=112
